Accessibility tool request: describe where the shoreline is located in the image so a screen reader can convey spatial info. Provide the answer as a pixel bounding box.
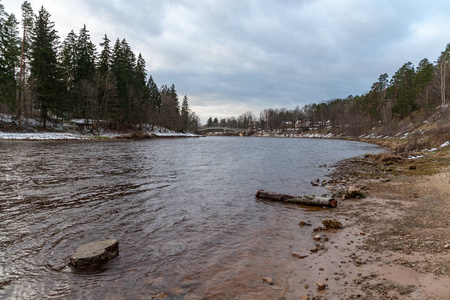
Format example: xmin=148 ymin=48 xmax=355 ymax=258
xmin=0 ymin=131 xmax=201 ymax=141
xmin=283 ymin=145 xmax=450 ymax=299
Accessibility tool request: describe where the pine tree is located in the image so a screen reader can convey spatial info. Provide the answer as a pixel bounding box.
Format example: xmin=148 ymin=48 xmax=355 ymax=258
xmin=413 ymin=58 xmax=434 ymax=110
xmin=389 ymin=62 xmax=416 ymax=118
xmin=435 ymin=44 xmax=450 ymax=108
xmin=368 ymin=73 xmax=388 ymax=122
xmin=30 ymin=6 xmax=65 ymax=127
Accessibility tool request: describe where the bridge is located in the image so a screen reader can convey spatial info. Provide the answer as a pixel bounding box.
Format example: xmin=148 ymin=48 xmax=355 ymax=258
xmin=195 ymin=127 xmax=254 ymax=136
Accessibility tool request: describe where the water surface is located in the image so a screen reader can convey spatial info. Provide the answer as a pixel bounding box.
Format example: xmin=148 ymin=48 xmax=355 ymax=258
xmin=0 ymin=137 xmax=381 ymax=299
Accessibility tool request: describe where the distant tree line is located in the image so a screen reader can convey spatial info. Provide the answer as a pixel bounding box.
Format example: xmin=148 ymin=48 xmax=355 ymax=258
xmin=205 ymin=111 xmax=255 ymax=129
xmin=0 ymin=1 xmax=200 ymax=132
xmin=206 ymin=44 xmax=450 ymax=136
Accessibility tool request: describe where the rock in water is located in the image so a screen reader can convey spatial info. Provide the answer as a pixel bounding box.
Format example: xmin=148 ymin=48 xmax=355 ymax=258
xmin=69 ymin=239 xmax=119 ymax=270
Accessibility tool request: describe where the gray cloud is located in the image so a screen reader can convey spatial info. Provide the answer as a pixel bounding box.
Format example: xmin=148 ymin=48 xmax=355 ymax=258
xmin=4 ymin=0 xmax=450 ymax=123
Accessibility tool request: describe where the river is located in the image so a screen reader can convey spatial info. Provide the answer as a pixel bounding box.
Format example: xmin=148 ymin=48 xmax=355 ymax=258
xmin=0 ymin=136 xmax=381 ymax=299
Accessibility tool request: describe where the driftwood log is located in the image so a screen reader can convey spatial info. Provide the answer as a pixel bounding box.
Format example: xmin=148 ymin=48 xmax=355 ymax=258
xmin=255 ymin=190 xmax=338 ymax=208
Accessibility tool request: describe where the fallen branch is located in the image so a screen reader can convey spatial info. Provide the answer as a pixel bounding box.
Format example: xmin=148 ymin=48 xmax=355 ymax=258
xmin=255 ymin=190 xmax=338 ymax=208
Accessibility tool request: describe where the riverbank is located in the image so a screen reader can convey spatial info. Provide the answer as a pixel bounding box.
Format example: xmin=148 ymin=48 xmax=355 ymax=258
xmin=0 ymin=126 xmax=199 ymax=140
xmin=0 ymin=114 xmax=200 ymax=140
xmin=285 ymin=143 xmax=449 ymax=299
xmin=0 ymin=131 xmax=200 ymax=140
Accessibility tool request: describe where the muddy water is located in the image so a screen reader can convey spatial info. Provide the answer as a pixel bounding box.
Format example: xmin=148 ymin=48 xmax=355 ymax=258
xmin=0 ymin=137 xmax=380 ymax=299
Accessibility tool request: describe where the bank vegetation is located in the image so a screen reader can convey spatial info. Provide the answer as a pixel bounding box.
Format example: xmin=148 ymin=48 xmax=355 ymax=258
xmin=0 ymin=1 xmax=200 ymax=133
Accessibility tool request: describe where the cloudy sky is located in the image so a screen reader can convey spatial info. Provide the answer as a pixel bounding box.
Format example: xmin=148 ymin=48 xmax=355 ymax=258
xmin=3 ymin=0 xmax=450 ymax=123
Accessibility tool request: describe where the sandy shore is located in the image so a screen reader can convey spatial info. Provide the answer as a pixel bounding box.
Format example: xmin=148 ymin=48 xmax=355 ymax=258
xmin=278 ymin=149 xmax=450 ymax=299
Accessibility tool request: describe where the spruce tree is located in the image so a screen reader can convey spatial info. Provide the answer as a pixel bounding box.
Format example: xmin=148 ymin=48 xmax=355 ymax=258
xmin=147 ymin=75 xmax=161 ymax=113
xmin=98 ymin=34 xmax=111 ymax=75
xmin=74 ymin=24 xmax=97 ymax=119
xmin=96 ymin=34 xmax=113 ymax=128
xmin=180 ymin=95 xmax=189 ymax=131
xmin=0 ymin=12 xmax=20 ymax=111
xmin=134 ymin=53 xmax=149 ymax=128
xmin=60 ymin=30 xmax=78 ymax=112
xmin=111 ymin=38 xmax=136 ymax=127
xmin=17 ymin=1 xmax=34 ymax=125
xmin=30 ymin=6 xmax=65 ymax=127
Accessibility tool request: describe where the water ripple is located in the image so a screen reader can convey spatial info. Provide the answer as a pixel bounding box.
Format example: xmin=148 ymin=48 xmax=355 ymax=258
xmin=0 ymin=138 xmax=381 ymax=299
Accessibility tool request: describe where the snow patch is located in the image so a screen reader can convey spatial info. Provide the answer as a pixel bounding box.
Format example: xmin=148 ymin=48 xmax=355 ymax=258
xmin=0 ymin=114 xmax=13 ymax=123
xmin=407 ymin=155 xmax=424 ymax=160
xmin=0 ymin=132 xmax=92 ymax=140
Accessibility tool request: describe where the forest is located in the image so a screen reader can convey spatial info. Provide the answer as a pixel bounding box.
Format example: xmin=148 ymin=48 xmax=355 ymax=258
xmin=0 ymin=1 xmax=201 ymax=132
xmin=2 ymin=1 xmax=449 ymax=137
xmin=207 ymin=46 xmax=450 ymax=136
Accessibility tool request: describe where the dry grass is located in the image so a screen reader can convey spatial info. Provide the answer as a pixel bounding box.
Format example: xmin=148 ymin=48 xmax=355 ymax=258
xmin=370 ymin=152 xmax=404 ymax=162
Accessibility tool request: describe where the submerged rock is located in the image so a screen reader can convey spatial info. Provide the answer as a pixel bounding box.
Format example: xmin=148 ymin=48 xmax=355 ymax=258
xmin=69 ymin=239 xmax=119 ymax=270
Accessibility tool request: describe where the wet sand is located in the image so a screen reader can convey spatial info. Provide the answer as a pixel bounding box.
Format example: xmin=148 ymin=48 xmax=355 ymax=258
xmin=276 ymin=154 xmax=450 ymax=299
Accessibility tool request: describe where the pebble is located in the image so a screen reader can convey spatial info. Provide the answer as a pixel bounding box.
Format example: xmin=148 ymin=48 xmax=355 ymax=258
xmin=292 ymin=252 xmax=309 ymax=259
xmin=299 ymin=221 xmax=312 ymax=226
xmin=262 ymin=277 xmax=274 ymax=285
xmin=316 ymin=282 xmax=326 ymax=290
xmin=151 ymin=293 xmax=168 ymax=299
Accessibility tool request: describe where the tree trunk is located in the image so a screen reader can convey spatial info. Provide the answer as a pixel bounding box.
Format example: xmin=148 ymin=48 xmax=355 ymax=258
xmin=255 ymin=190 xmax=337 ymax=208
xmin=440 ymin=59 xmax=446 ymax=107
